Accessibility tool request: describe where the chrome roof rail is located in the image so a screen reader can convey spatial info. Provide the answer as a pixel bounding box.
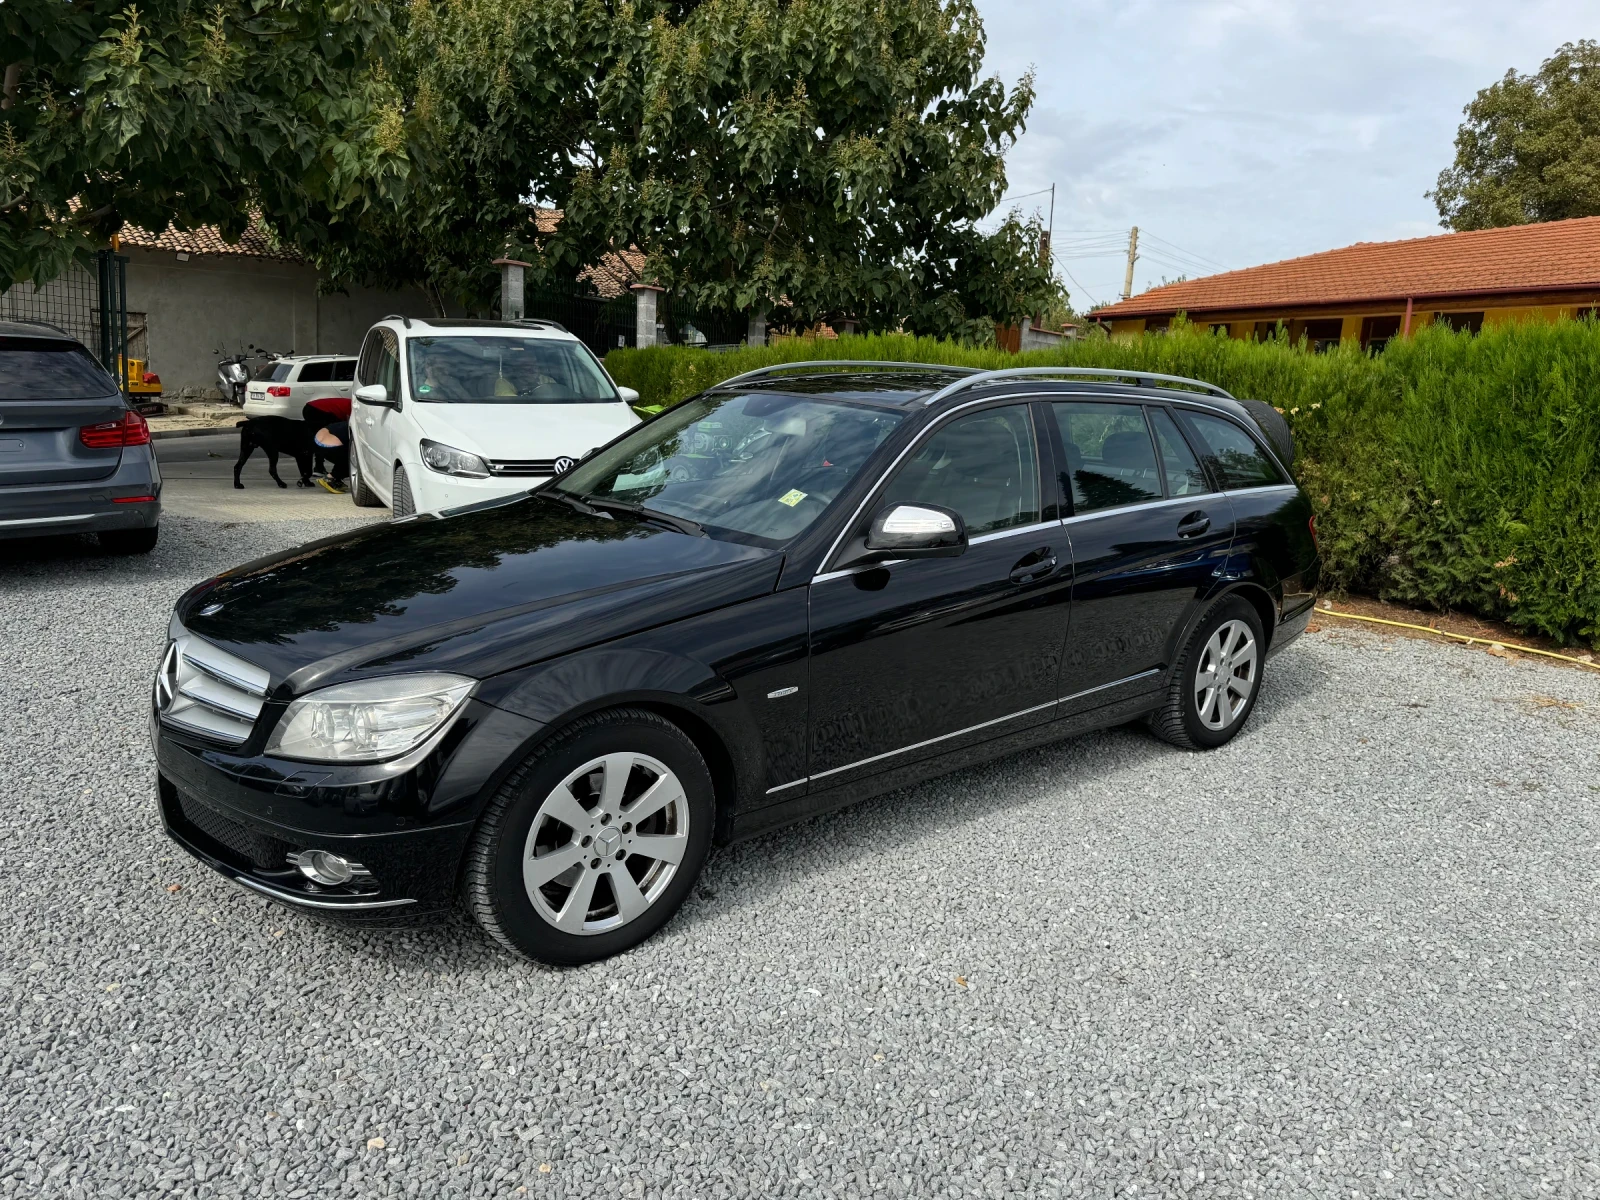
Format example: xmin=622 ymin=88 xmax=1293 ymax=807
xmin=712 ymin=360 xmax=983 ymax=390
xmin=920 ymin=366 xmax=1236 ymax=406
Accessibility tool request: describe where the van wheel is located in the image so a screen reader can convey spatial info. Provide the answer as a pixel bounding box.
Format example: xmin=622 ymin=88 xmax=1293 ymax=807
xmin=462 ymin=708 xmax=715 ymax=965
xmin=1147 ymin=596 xmax=1265 ymax=750
xmin=100 ymin=527 xmax=158 ymax=555
xmin=349 ymin=457 xmax=382 ymax=508
xmin=392 ymin=464 xmax=416 ymax=518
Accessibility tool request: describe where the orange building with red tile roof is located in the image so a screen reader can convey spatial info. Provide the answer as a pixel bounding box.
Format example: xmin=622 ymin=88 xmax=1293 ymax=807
xmin=1093 ymin=217 xmax=1600 ymax=349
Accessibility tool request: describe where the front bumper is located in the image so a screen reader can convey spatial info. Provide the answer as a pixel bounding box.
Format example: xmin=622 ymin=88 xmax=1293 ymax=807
xmin=153 ymin=697 xmax=542 ymax=922
xmin=0 ymin=446 xmax=161 ymax=541
xmin=409 ymin=467 xmax=546 ymax=514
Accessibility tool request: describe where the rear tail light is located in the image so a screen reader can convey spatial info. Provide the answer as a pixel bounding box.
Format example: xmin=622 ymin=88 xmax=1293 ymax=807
xmin=80 ymin=411 xmax=151 ymax=448
xmin=267 ymin=385 xmax=291 ymax=397
xmin=112 ymin=494 xmax=157 ymax=503
xmin=1308 ymin=512 xmax=1319 ymax=550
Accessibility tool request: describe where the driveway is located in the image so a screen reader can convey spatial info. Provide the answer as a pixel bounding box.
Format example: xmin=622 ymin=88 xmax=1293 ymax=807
xmin=155 ymin=433 xmax=383 ymax=523
xmin=3 ymin=516 xmax=1599 ymax=1198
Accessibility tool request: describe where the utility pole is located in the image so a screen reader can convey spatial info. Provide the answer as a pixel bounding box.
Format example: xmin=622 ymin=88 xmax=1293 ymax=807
xmin=1121 ymin=226 xmax=1140 ymax=301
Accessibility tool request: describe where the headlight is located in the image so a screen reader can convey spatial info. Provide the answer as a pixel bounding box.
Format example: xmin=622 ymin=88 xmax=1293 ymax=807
xmin=266 ymin=673 xmax=475 ymax=763
xmin=419 ymin=439 xmax=490 ymax=478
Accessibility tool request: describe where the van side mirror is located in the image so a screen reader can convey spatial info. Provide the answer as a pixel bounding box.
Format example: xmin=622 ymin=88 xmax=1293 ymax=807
xmin=354 ymin=383 xmax=393 ymax=408
xmin=862 ymin=504 xmax=967 ymax=559
xmin=617 ymin=385 xmax=641 ymax=405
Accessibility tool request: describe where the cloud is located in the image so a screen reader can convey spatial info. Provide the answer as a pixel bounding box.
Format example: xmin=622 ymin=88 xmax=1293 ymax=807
xmin=980 ymin=0 xmax=1594 ymax=296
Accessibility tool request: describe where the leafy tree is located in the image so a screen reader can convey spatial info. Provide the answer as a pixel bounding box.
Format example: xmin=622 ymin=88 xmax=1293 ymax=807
xmin=0 ymin=1 xmax=412 ymax=290
xmin=1431 ymin=40 xmax=1600 ymax=231
xmin=555 ymin=0 xmax=1049 ymax=335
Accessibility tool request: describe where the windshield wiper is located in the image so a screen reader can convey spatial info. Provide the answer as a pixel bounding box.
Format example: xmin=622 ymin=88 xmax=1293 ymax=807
xmin=537 ymin=489 xmax=611 ymax=519
xmin=582 ymin=496 xmax=706 ymax=537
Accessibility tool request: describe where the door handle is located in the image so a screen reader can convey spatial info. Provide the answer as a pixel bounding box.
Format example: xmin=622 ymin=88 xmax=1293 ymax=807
xmin=1176 ymin=511 xmax=1211 ymax=538
xmin=1009 ymin=548 xmax=1058 ymax=585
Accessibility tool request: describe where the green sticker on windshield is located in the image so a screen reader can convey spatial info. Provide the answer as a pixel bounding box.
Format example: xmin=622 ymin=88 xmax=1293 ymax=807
xmin=777 ymin=489 xmax=807 ymax=507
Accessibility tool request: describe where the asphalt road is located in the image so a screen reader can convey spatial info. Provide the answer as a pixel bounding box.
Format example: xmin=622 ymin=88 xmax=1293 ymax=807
xmin=155 ymin=433 xmax=381 ymax=523
xmin=4 ymin=516 xmax=1600 ymax=1198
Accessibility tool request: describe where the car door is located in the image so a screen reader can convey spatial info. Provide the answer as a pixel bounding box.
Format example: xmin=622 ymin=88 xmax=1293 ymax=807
xmin=1050 ymin=399 xmax=1237 ymax=715
xmin=352 ymin=329 xmax=404 ymax=499
xmin=805 ymin=402 xmax=1071 ymax=790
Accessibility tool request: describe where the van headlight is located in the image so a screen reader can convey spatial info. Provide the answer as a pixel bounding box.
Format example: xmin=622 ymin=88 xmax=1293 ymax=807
xmin=266 ymin=673 xmax=475 ymax=763
xmin=420 ymin=439 xmax=490 ymax=478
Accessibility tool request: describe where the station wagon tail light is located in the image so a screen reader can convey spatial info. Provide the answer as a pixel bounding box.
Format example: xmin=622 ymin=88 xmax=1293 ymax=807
xmin=80 ymin=411 xmax=151 ymax=448
xmin=1308 ymin=512 xmax=1319 ymax=550
xmin=267 ymin=385 xmax=291 ymax=397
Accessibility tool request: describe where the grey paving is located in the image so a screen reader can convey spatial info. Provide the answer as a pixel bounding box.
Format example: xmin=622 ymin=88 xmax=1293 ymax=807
xmin=3 ymin=517 xmax=1600 ymax=1198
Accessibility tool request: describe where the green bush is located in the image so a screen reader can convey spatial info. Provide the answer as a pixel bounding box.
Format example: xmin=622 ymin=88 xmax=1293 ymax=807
xmin=605 ymin=320 xmax=1600 ymax=647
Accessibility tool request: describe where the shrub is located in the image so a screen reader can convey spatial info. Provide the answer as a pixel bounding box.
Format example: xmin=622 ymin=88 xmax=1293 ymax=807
xmin=605 ymin=320 xmax=1600 ymax=647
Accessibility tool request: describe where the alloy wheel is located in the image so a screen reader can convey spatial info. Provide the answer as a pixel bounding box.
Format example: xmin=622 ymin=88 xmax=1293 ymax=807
xmin=521 ymin=752 xmax=691 ymax=935
xmin=1193 ymin=618 xmax=1258 ymax=731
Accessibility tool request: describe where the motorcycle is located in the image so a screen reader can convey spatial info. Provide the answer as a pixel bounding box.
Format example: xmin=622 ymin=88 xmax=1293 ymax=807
xmin=213 ymin=344 xmax=277 ymax=407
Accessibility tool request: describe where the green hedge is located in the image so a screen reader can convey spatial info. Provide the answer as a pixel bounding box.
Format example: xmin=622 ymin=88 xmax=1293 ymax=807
xmin=605 ymin=322 xmax=1600 ymax=647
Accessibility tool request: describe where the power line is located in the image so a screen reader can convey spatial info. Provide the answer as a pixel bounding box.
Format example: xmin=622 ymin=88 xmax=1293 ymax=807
xmin=1139 ymin=230 xmax=1230 ymax=273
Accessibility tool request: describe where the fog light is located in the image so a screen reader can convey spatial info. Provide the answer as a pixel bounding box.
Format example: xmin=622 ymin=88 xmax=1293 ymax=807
xmin=287 ymin=849 xmax=367 ymax=887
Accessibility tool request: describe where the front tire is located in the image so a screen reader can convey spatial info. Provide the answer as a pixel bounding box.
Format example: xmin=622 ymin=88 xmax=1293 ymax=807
xmin=462 ymin=708 xmax=715 ymax=965
xmin=391 ymin=463 xmax=416 ymax=518
xmin=1147 ymin=596 xmax=1265 ymax=750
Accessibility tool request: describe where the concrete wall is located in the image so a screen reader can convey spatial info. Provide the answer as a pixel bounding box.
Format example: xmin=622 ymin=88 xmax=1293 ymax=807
xmin=123 ymin=248 xmax=440 ymax=394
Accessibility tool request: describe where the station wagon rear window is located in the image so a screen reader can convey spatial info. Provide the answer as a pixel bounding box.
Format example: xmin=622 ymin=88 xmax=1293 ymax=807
xmin=0 ymin=338 xmax=119 ymax=399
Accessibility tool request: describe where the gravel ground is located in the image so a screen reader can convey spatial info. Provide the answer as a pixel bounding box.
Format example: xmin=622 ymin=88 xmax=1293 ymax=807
xmin=4 ymin=516 xmax=1600 ymax=1198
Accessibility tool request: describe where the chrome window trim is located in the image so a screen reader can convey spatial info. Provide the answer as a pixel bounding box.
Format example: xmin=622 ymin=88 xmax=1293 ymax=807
xmin=968 ymin=518 xmax=1063 ymax=546
xmin=813 ymin=394 xmax=1048 ymax=577
xmin=1063 ymin=491 xmax=1227 ymax=525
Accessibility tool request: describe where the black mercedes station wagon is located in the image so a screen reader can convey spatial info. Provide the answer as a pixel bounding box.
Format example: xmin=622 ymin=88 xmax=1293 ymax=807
xmin=152 ymin=363 xmax=1319 ymax=964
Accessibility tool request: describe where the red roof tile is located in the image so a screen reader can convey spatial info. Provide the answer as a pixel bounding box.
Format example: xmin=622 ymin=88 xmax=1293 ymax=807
xmin=118 ymin=218 xmax=302 ymax=262
xmin=1096 ymin=217 xmax=1600 ymax=318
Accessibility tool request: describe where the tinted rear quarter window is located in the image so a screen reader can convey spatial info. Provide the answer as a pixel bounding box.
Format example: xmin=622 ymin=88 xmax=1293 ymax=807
xmin=295 ymin=361 xmax=333 ymax=384
xmin=0 ymin=338 xmax=119 ymax=399
xmin=330 ymin=358 xmax=357 ymax=382
xmin=1052 ymin=401 xmax=1162 ymax=513
xmin=1185 ymin=412 xmax=1283 ymax=489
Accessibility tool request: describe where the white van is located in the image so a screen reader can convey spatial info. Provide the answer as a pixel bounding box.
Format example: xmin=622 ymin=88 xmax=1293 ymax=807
xmin=347 ymin=317 xmax=641 ymax=516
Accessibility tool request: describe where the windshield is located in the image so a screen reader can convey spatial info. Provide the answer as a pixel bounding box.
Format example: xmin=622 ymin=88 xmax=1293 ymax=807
xmin=407 ymin=335 xmax=618 ymax=404
xmin=556 ymin=392 xmax=904 ymax=545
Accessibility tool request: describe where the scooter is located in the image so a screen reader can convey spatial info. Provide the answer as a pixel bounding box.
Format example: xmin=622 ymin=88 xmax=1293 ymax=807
xmin=213 ymin=344 xmax=277 ymax=406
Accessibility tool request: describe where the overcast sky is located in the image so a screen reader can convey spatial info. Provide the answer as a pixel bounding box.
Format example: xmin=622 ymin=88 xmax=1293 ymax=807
xmin=979 ymin=1 xmax=1595 ymax=309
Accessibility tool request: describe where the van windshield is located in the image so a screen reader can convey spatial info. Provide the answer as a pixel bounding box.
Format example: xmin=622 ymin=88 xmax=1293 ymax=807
xmin=407 ymin=336 xmax=618 ymax=404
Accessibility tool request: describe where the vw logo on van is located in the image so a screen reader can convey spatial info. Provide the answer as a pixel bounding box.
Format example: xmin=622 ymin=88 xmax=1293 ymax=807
xmin=552 ymin=456 xmax=576 ymax=475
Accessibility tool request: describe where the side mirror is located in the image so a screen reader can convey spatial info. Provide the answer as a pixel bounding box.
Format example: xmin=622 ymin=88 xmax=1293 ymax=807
xmin=354 ymin=383 xmax=393 ymax=408
xmin=863 ymin=503 xmax=967 ymax=559
xmin=617 ymin=385 xmax=641 ymax=405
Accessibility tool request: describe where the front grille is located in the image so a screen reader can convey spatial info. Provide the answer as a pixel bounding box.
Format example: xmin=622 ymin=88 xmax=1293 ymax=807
xmin=487 ymin=459 xmax=562 ymax=477
xmin=176 ymin=791 xmax=292 ymax=870
xmin=154 ymin=633 xmax=269 ymax=746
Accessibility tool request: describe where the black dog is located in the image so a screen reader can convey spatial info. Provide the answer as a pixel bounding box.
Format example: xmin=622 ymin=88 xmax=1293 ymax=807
xmin=234 ymin=417 xmax=315 ymax=489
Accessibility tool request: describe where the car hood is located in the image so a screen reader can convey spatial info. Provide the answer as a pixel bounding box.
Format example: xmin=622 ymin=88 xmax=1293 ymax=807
xmin=178 ymin=496 xmax=782 ymax=693
xmin=412 ymin=401 xmax=638 ymax=462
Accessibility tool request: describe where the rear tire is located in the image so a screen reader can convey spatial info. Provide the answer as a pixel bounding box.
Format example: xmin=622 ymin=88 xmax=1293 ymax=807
xmin=100 ymin=526 xmax=158 ymax=555
xmin=1147 ymin=596 xmax=1265 ymax=750
xmin=391 ymin=464 xmax=416 ymax=518
xmin=349 ymin=455 xmax=382 ymax=508
xmin=462 ymin=708 xmax=714 ymax=965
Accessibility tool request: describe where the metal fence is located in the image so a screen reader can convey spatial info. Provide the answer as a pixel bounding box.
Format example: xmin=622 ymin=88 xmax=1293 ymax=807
xmin=658 ymin=294 xmax=745 ymax=349
xmin=521 ymin=287 xmax=636 ymax=357
xmin=0 ymin=252 xmax=131 ymax=388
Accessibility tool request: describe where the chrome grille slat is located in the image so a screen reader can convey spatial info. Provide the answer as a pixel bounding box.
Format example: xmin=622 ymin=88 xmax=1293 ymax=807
xmin=486 ymin=459 xmax=558 ymax=477
xmin=154 ymin=630 xmax=268 ymax=746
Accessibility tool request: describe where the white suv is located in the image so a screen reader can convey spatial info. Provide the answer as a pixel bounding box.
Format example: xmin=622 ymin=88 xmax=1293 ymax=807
xmin=347 ymin=317 xmax=641 ymax=516
xmin=241 ymin=354 xmax=359 ymax=418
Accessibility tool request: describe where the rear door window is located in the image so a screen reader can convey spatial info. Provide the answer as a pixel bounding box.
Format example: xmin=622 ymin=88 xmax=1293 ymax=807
xmin=1184 ymin=412 xmax=1284 ymax=489
xmin=1147 ymin=407 xmax=1209 ymax=496
xmin=0 ymin=338 xmax=119 ymax=399
xmin=1051 ymin=402 xmax=1162 ymax=513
